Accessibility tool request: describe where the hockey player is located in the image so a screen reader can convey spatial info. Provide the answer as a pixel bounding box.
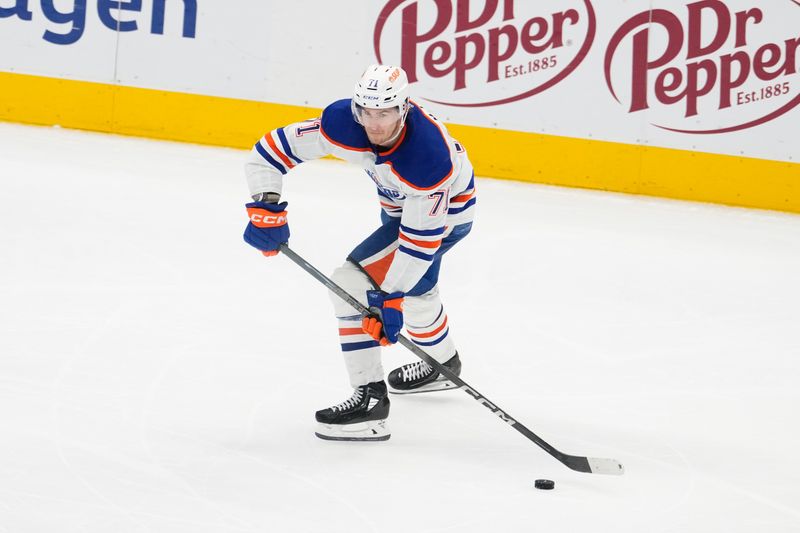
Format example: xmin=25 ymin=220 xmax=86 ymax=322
xmin=243 ymin=65 xmax=476 ymax=441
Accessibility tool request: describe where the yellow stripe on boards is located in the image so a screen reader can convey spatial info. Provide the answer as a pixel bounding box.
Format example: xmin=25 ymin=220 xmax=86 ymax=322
xmin=447 ymin=123 xmax=800 ymax=213
xmin=1 ymin=72 xmax=116 ymax=132
xmin=2 ymin=71 xmax=798 ymax=213
xmin=0 ymin=71 xmax=318 ymax=147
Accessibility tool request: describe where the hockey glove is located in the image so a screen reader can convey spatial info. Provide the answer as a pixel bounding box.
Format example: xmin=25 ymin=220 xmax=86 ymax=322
xmin=362 ymin=290 xmax=404 ymax=346
xmin=244 ymin=201 xmax=289 ymax=257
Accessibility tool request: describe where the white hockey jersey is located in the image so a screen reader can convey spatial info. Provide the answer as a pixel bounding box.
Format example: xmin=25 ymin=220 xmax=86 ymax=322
xmin=245 ymin=99 xmax=476 ymax=293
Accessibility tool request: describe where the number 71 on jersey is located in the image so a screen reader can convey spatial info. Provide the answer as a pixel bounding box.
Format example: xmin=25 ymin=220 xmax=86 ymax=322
xmin=428 ymin=189 xmax=449 ymax=216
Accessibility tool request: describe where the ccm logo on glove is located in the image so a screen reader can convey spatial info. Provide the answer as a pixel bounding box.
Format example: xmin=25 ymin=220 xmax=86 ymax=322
xmin=247 ymin=209 xmax=287 ymax=227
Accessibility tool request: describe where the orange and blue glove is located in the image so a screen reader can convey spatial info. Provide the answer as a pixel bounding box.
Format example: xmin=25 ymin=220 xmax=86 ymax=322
xmin=362 ymin=290 xmax=404 ymax=346
xmin=244 ymin=201 xmax=289 ymax=257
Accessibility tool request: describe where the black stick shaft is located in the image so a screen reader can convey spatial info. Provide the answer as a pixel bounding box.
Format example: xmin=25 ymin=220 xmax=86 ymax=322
xmin=278 ymin=243 xmax=623 ymax=475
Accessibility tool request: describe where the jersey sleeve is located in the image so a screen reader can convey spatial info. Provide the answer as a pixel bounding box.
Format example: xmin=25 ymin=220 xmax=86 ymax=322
xmin=380 ymin=191 xmax=449 ymax=294
xmin=244 ymin=118 xmax=328 ymax=198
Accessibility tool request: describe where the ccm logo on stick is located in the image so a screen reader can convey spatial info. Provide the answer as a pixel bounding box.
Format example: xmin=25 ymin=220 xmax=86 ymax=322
xmin=463 ymin=386 xmax=517 ymax=426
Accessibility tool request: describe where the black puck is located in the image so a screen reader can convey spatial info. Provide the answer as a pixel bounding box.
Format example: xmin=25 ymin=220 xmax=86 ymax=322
xmin=534 ymin=479 xmax=555 ymax=490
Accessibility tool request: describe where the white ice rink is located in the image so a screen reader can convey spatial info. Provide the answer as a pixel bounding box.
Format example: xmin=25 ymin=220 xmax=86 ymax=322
xmin=1 ymin=122 xmax=799 ymax=532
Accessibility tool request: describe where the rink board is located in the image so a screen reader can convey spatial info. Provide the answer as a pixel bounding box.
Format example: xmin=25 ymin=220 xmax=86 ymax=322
xmin=2 ymin=0 xmax=799 ymax=212
xmin=2 ymin=70 xmax=797 ymax=213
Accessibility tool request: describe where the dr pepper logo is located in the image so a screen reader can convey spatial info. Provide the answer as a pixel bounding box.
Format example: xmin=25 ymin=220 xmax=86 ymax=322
xmin=605 ymin=0 xmax=800 ymax=134
xmin=374 ymin=0 xmax=597 ymax=107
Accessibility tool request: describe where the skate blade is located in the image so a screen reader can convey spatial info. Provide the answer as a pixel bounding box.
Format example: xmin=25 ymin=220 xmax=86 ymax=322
xmin=315 ymin=419 xmax=390 ymax=442
xmin=389 ymin=378 xmax=461 ymax=395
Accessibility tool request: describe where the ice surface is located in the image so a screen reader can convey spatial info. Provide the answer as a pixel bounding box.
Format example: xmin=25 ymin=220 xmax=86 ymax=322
xmin=1 ymin=122 xmax=799 ymax=532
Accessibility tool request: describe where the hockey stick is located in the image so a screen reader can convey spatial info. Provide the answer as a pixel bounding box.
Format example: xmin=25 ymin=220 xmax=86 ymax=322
xmin=279 ymin=243 xmax=624 ymax=475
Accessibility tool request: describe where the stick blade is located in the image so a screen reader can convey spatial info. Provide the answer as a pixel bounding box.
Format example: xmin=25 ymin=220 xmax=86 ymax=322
xmin=587 ymin=457 xmax=625 ymax=475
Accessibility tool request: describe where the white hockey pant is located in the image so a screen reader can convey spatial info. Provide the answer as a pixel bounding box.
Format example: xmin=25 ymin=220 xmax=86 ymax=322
xmin=329 ymin=261 xmax=456 ymax=388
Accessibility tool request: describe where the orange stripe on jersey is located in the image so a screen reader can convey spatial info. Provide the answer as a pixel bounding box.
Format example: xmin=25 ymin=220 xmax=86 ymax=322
xmin=452 ymin=190 xmax=475 ymax=203
xmin=408 ymin=316 xmax=449 ymax=339
xmin=363 ymin=250 xmax=396 ymax=287
xmin=385 ymin=160 xmax=454 ymax=191
xmin=378 ymin=126 xmax=407 ymax=157
xmin=399 ymin=233 xmax=442 ymax=249
xmin=264 ymin=134 xmax=295 ymax=169
xmin=411 ymin=99 xmax=447 ymax=136
xmin=384 ymin=298 xmax=403 ymax=311
xmin=338 ymin=328 xmax=365 ymax=336
xmin=320 ymin=126 xmax=372 ymax=153
xmin=380 ymin=201 xmax=400 ymax=209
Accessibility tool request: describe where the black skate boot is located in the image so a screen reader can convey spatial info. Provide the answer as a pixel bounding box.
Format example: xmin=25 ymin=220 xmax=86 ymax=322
xmin=315 ymin=381 xmax=390 ymax=441
xmin=387 ymin=353 xmax=462 ymax=394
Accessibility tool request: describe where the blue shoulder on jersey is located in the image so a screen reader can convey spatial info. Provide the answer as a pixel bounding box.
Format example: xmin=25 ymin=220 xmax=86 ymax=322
xmin=376 ymin=104 xmax=453 ymax=191
xmin=320 ymin=99 xmax=370 ymax=151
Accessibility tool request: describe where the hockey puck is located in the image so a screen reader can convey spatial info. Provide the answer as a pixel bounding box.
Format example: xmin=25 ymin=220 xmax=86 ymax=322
xmin=534 ymin=479 xmax=555 ymax=490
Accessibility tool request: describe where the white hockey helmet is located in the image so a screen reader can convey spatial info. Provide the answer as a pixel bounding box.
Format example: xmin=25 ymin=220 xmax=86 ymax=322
xmin=351 ymin=64 xmax=410 ymax=126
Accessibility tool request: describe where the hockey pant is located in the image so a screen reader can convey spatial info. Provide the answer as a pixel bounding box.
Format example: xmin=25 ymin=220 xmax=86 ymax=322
xmin=328 ymin=217 xmax=472 ymax=387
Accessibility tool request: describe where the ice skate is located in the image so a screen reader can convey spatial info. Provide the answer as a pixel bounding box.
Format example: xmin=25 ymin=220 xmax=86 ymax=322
xmin=315 ymin=381 xmax=390 ymax=441
xmin=387 ymin=353 xmax=461 ymax=394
